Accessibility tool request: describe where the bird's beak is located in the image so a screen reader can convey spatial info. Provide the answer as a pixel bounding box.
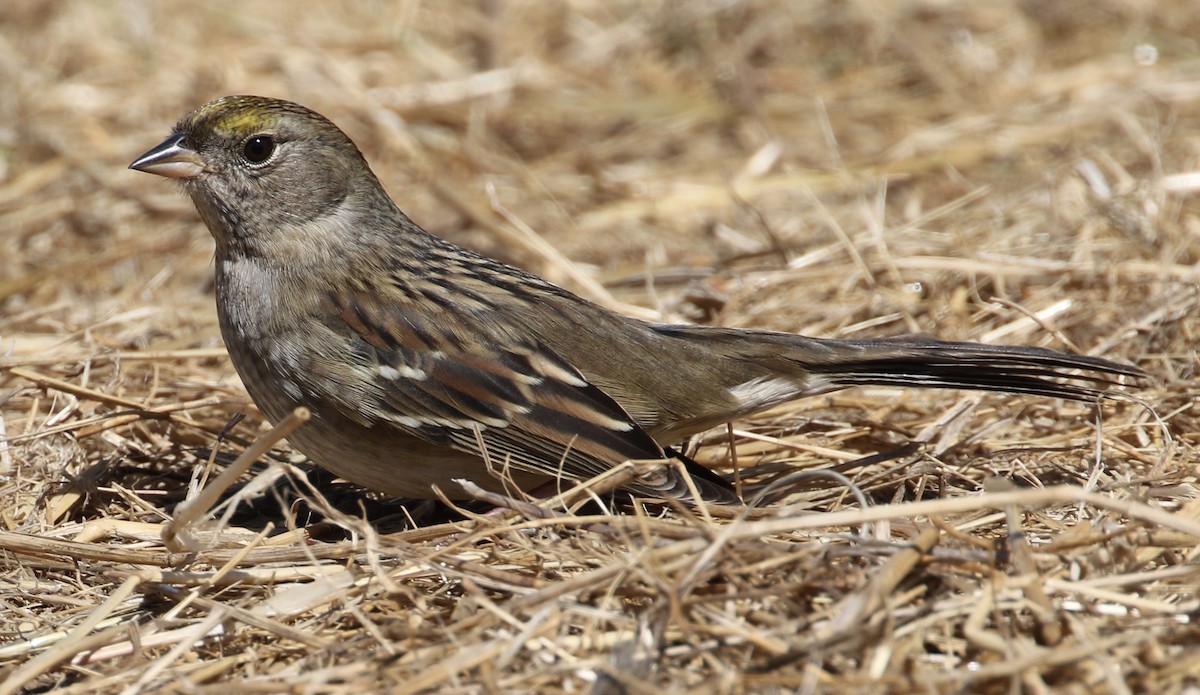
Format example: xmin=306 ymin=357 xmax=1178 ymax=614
xmin=129 ymin=132 xmax=205 ymax=179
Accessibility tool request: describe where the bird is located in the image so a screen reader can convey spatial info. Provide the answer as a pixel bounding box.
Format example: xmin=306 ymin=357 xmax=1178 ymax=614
xmin=129 ymin=95 xmax=1144 ymax=504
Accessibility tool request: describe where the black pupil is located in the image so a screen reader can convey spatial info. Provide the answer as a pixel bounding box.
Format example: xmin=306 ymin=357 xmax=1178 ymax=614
xmin=243 ymin=135 xmax=275 ymax=163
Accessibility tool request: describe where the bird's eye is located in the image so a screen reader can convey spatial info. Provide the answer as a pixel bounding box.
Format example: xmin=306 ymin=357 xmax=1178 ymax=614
xmin=242 ymin=135 xmax=276 ymax=164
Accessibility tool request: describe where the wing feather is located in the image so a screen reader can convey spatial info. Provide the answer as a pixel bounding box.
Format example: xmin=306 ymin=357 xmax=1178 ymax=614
xmin=316 ymin=289 xmax=696 ymax=496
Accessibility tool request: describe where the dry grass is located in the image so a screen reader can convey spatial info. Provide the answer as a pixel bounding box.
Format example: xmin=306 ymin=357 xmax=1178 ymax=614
xmin=1 ymin=0 xmax=1198 ymax=692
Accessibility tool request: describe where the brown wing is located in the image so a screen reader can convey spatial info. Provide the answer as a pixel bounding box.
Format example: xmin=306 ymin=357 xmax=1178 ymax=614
xmin=315 ymin=289 xmax=726 ymax=499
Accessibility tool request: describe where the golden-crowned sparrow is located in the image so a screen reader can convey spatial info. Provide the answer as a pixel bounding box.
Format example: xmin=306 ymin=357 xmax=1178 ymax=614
xmin=130 ymin=95 xmax=1143 ymax=503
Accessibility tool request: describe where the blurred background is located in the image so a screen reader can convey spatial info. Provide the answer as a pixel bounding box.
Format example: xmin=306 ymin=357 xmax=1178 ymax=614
xmin=4 ymin=0 xmax=1196 ymax=349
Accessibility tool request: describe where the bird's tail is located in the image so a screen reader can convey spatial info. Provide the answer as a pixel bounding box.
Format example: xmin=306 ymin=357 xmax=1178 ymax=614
xmin=784 ymin=335 xmax=1146 ymax=401
xmin=651 ymin=324 xmax=1145 ymax=411
xmin=640 ymin=325 xmax=1145 ymax=504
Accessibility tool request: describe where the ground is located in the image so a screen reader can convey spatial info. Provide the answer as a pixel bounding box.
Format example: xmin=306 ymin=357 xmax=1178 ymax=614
xmin=1 ymin=1 xmax=1198 ymax=692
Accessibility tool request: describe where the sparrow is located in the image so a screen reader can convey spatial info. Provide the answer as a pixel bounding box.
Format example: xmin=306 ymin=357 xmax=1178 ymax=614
xmin=130 ymin=96 xmax=1144 ymax=503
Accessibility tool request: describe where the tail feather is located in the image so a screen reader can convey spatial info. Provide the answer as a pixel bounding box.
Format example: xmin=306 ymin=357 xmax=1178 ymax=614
xmin=803 ymin=338 xmax=1145 ymax=401
xmin=654 ymin=324 xmax=1145 ymax=403
xmin=641 ymin=325 xmax=1145 ymax=503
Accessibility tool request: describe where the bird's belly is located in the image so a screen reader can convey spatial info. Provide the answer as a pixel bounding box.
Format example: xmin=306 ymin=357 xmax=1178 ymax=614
xmin=283 ymin=410 xmax=549 ymax=498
